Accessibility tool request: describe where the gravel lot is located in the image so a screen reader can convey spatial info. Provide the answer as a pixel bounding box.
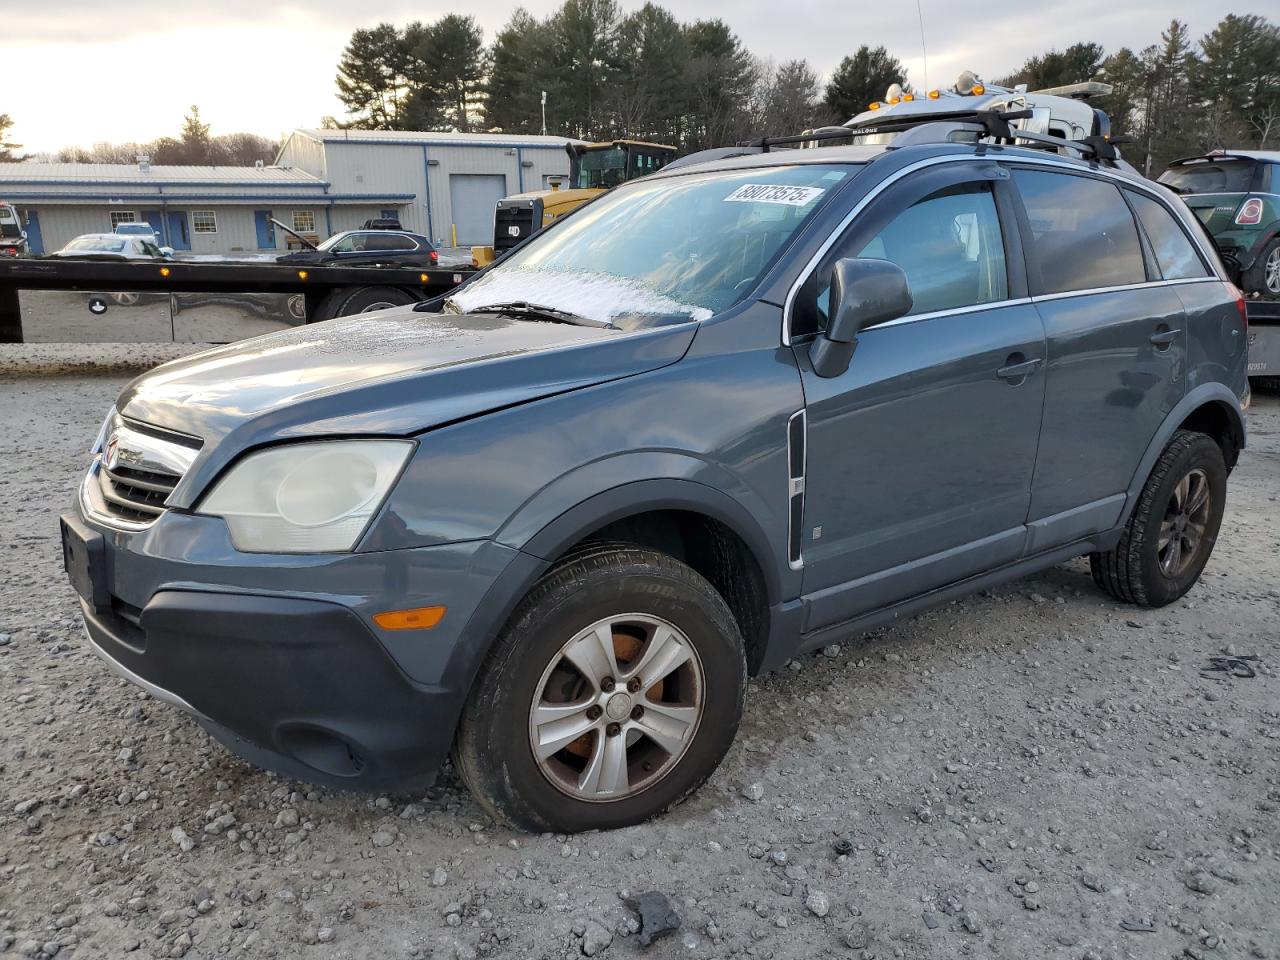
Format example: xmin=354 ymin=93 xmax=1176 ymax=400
xmin=1 ymin=359 xmax=1277 ymax=960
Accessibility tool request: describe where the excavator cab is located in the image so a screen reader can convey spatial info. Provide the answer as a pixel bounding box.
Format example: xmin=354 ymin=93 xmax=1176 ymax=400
xmin=473 ymin=139 xmax=677 ymax=267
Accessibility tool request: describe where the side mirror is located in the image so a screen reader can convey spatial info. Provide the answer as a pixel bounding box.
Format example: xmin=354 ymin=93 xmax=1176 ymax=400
xmin=810 ymin=257 xmax=912 ymax=378
xmin=160 ymin=247 xmax=175 ymax=258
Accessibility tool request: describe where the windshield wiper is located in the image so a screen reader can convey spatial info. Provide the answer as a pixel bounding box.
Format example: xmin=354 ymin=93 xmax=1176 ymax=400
xmin=470 ymin=301 xmax=613 ymax=328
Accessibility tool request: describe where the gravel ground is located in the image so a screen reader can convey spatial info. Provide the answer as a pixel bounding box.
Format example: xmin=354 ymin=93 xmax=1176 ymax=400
xmin=1 ymin=364 xmax=1277 ymax=960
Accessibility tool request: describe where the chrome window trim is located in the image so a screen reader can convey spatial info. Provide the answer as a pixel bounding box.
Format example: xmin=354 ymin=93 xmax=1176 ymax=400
xmin=1029 ymin=276 xmax=1221 ymax=305
xmin=782 ymin=151 xmax=1227 ymax=346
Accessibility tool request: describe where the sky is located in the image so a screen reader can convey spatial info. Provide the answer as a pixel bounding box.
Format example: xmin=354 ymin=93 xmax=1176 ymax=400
xmin=3 ymin=0 xmax=1260 ymax=156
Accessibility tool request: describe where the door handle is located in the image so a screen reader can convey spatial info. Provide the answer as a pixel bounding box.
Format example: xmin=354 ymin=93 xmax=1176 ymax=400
xmin=1149 ymin=328 xmax=1180 ymax=348
xmin=996 ymin=356 xmax=1042 ymax=382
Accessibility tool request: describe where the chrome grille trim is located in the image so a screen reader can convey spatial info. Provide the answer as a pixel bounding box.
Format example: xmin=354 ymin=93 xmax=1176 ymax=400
xmin=82 ymin=415 xmax=201 ymax=529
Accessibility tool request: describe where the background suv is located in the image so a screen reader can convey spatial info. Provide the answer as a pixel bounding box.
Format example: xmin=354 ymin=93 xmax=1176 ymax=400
xmin=63 ymin=138 xmax=1248 ymax=833
xmin=277 ymin=229 xmax=438 ymax=268
xmin=1161 ymin=149 xmax=1280 ymax=297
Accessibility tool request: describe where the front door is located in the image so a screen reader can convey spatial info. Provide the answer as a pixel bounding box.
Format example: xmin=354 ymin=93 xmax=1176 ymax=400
xmin=1011 ymin=168 xmax=1190 ymax=546
xmin=166 ymin=211 xmax=191 ymax=251
xmin=254 ymin=210 xmax=276 ymax=249
xmin=791 ymin=163 xmax=1046 ymax=631
xmin=19 ymin=209 xmax=42 ymax=253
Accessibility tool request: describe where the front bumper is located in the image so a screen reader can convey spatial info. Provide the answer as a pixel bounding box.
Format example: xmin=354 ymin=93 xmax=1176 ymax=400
xmin=63 ymin=503 xmax=543 ymax=791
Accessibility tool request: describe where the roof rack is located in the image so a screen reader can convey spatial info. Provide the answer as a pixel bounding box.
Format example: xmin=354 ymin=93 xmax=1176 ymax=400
xmin=665 ymin=108 xmax=1137 ymax=174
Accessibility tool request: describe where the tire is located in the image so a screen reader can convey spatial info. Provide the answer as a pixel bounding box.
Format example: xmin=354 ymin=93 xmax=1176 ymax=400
xmin=1090 ymin=430 xmax=1227 ymax=607
xmin=1242 ymin=236 xmax=1280 ymax=299
xmin=454 ymin=545 xmax=746 ymax=832
xmin=328 ymin=286 xmax=417 ymax=319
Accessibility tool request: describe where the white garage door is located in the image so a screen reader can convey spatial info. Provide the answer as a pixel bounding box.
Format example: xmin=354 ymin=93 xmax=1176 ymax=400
xmin=449 ymin=174 xmax=509 ymax=245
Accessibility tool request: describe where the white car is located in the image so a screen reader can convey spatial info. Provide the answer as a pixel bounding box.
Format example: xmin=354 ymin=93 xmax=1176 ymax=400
xmin=113 ymin=221 xmax=161 ymax=246
xmin=53 ymin=233 xmax=172 ymax=260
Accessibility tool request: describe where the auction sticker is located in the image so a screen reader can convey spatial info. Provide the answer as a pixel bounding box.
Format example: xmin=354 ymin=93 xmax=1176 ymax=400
xmin=724 ymin=184 xmax=825 ymax=206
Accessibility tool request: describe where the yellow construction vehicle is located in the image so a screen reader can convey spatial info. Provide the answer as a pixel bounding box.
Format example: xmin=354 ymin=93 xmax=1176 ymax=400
xmin=472 ymin=139 xmax=676 ymax=267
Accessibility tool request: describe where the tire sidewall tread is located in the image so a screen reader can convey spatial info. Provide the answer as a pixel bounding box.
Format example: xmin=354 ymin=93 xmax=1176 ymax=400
xmin=455 ymin=546 xmax=746 ymax=833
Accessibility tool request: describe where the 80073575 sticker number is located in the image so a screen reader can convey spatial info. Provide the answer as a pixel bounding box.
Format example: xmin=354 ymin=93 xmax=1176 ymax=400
xmin=723 ymin=184 xmax=826 ymax=206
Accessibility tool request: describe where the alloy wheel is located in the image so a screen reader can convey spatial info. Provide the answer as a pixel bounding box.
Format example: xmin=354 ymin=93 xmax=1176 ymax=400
xmin=1266 ymin=245 xmax=1280 ymax=295
xmin=1158 ymin=467 xmax=1211 ymax=577
xmin=528 ymin=614 xmax=705 ymax=802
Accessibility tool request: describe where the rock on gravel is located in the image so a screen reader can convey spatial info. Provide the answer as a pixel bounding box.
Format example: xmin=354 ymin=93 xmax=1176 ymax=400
xmin=626 ymin=892 xmax=682 ymax=948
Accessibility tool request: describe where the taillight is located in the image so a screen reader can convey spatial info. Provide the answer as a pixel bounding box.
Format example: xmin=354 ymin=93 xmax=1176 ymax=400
xmin=429 ymin=250 xmax=438 ymax=264
xmin=1226 ymin=281 xmax=1247 ymax=329
xmin=1235 ymin=197 xmax=1263 ymax=225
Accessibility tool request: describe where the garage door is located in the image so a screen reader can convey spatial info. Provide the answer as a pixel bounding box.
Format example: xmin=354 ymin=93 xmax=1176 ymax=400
xmin=449 ymin=174 xmax=508 ymax=245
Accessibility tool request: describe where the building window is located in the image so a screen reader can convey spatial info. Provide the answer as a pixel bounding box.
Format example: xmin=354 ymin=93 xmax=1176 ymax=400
xmin=192 ymin=211 xmax=217 ymax=234
xmin=109 ymin=211 xmax=136 ymax=228
xmin=292 ymin=210 xmax=316 ymax=234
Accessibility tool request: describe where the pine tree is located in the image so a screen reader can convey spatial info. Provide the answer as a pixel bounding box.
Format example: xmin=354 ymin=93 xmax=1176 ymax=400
xmin=824 ymin=46 xmax=905 ymax=123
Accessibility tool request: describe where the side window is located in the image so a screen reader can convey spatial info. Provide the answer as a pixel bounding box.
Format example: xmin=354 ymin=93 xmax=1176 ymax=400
xmin=807 ymin=181 xmax=1008 ymax=331
xmin=1014 ymin=170 xmax=1146 ymax=294
xmin=1125 ymin=190 xmax=1209 ymax=280
xmin=365 ymin=234 xmax=415 ymax=251
xmin=329 ymin=235 xmax=360 ymax=253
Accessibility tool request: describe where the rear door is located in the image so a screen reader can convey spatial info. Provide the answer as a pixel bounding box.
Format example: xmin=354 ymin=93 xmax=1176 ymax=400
xmin=791 ymin=162 xmax=1047 ymax=630
xmin=1012 ymin=167 xmax=1187 ymax=550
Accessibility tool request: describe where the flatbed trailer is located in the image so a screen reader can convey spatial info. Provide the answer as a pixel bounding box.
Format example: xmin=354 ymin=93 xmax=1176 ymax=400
xmin=0 ymin=258 xmax=472 ymax=344
xmin=1247 ymin=299 xmax=1280 ymax=380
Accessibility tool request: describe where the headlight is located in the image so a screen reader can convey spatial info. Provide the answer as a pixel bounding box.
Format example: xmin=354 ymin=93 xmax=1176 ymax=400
xmin=197 ymin=440 xmax=414 ymax=553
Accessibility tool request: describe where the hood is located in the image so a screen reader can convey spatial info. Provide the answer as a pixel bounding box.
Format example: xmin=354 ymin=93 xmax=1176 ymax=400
xmin=118 ymin=307 xmax=696 ymax=498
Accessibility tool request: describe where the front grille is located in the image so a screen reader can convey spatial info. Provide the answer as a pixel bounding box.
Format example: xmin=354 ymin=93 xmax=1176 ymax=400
xmin=85 ymin=416 xmax=201 ymax=527
xmin=494 ymin=204 xmax=536 ymax=253
xmin=98 ymin=462 xmax=180 ymax=522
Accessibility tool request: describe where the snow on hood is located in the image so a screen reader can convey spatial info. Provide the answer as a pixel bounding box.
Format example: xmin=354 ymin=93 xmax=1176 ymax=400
xmin=449 ymin=269 xmax=713 ymax=325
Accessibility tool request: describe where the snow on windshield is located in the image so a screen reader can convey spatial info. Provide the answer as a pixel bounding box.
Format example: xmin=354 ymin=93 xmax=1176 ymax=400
xmin=450 ymin=268 xmax=712 ymax=325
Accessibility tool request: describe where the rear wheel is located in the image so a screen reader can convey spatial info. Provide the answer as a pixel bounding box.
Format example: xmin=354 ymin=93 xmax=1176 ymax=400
xmin=1090 ymin=430 xmax=1226 ymax=606
xmin=454 ymin=546 xmax=745 ymax=832
xmin=327 ymin=285 xmax=417 ymax=318
xmin=1243 ymin=236 xmax=1280 ymax=299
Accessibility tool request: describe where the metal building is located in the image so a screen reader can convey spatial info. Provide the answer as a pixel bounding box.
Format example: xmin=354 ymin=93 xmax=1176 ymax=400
xmin=0 ymin=161 xmax=413 ymax=255
xmin=0 ymin=131 xmax=577 ymax=255
xmin=276 ymin=130 xmax=578 ymax=247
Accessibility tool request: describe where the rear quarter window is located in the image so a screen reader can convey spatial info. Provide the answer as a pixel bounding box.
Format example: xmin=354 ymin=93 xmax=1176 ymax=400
xmin=1013 ymin=170 xmax=1146 ymax=295
xmin=1125 ymin=190 xmax=1209 ymax=281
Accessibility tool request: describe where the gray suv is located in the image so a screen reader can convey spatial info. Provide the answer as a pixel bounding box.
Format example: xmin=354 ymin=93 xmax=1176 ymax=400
xmin=61 ymin=138 xmax=1249 ymax=832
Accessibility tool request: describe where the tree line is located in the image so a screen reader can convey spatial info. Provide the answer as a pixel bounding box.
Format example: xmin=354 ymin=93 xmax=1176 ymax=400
xmin=997 ymin=15 xmax=1280 ymax=174
xmin=333 ymin=2 xmax=908 ymax=151
xmin=335 ymin=5 xmax=1278 ymax=173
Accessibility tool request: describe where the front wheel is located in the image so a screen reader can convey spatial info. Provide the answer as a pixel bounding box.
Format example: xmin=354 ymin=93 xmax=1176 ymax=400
xmin=454 ymin=546 xmax=745 ymax=832
xmin=1090 ymin=430 xmax=1227 ymax=606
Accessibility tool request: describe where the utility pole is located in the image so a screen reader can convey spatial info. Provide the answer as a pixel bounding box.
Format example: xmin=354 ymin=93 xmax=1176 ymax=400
xmin=541 ymin=91 xmax=547 ymax=136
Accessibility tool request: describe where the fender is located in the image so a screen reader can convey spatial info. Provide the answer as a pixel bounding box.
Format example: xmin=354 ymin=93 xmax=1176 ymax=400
xmin=500 ymin=457 xmax=791 ymax=605
xmin=1119 ymin=381 xmax=1246 ymax=525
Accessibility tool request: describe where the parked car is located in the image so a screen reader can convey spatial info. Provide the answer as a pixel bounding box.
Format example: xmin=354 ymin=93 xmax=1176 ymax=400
xmin=113 ymin=221 xmax=162 ymax=246
xmin=1160 ymin=150 xmax=1280 ymax=298
xmin=51 ymin=233 xmax=171 ymax=260
xmin=276 ymin=229 xmax=438 ymax=268
xmin=63 ymin=134 xmax=1248 ymax=833
xmin=363 ymin=217 xmax=403 ymax=230
xmin=0 ymin=201 xmax=27 ymax=257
